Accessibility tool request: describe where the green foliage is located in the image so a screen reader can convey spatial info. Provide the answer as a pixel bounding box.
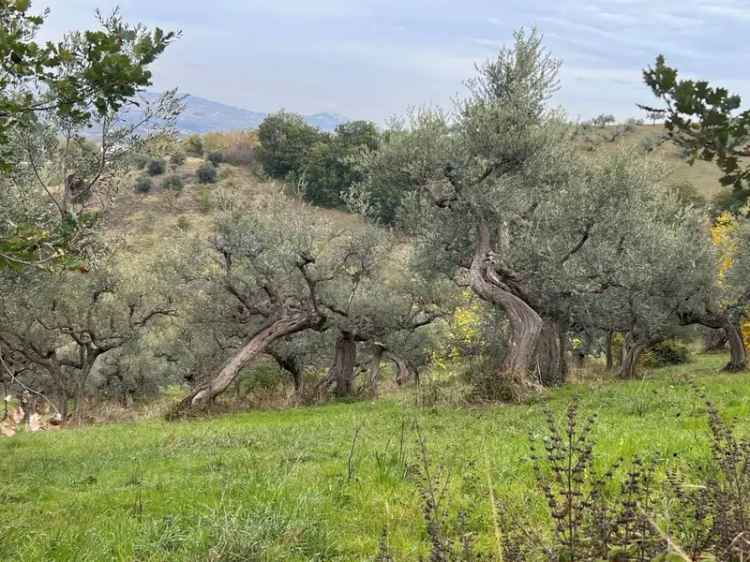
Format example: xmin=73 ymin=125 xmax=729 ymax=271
xmin=196 ymin=163 xmax=217 ymax=184
xmin=169 ymin=151 xmax=186 ymax=166
xmin=134 ymin=176 xmax=153 ymax=193
xmin=206 ymin=151 xmax=224 ymax=166
xmin=131 ymin=153 xmax=149 ymax=170
xmin=257 ymin=111 xmax=322 ymax=178
xmin=146 ymin=159 xmax=166 ymax=176
xmin=642 ymin=340 xmax=691 ymax=368
xmin=0 ymin=4 xmax=177 ymax=269
xmin=643 ymin=55 xmax=750 ymax=208
xmin=303 ymin=120 xmax=380 ymax=208
xmin=162 ymin=175 xmax=183 ymax=192
xmin=0 ymin=5 xmax=177 ymax=172
xmin=184 ymin=135 xmax=203 ymax=157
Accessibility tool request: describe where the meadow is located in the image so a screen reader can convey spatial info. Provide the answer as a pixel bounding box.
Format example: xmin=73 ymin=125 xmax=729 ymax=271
xmin=2 ymin=353 xmax=748 ymax=561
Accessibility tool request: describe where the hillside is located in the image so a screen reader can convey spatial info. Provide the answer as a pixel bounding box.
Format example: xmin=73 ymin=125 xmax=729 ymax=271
xmin=1 ymin=354 xmax=746 ymax=561
xmin=580 ymin=123 xmax=727 ymax=201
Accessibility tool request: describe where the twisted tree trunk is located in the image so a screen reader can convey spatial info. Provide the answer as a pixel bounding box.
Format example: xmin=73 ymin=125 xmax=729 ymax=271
xmin=702 ymin=328 xmax=728 ymax=353
xmin=618 ymin=334 xmax=650 ymax=379
xmin=681 ymin=311 xmax=746 ymax=372
xmin=469 ymin=223 xmax=543 ymax=392
xmin=170 ymin=312 xmax=315 ymax=416
xmin=385 ymin=351 xmax=416 ymax=385
xmin=722 ymin=319 xmax=747 ymax=372
xmin=268 ymin=348 xmax=306 ymax=396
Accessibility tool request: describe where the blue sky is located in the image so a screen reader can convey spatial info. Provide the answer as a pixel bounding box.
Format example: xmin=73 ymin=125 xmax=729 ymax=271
xmin=37 ymin=0 xmax=750 ymax=124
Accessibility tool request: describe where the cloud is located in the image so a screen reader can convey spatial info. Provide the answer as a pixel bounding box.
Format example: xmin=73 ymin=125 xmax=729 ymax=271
xmin=33 ymin=0 xmax=750 ymax=123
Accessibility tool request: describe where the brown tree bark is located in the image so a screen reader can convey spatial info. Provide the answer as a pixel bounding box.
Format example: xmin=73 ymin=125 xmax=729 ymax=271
xmin=385 ymin=351 xmax=416 ymax=386
xmin=722 ymin=319 xmax=747 ymax=372
xmin=469 ymin=223 xmax=543 ymax=392
xmin=618 ymin=335 xmax=648 ymax=379
xmin=367 ymin=344 xmax=385 ymax=396
xmin=702 ymin=327 xmax=728 ymax=353
xmin=680 ymin=311 xmax=747 ymax=372
xmin=330 ymin=332 xmax=357 ymax=397
xmin=268 ymin=349 xmax=305 ymax=396
xmin=534 ymin=318 xmax=565 ymax=387
xmin=605 ymin=331 xmax=614 ymax=371
xmin=171 ymin=313 xmax=315 ymax=415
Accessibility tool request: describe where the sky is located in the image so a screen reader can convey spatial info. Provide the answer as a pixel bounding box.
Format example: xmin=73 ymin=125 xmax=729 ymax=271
xmin=35 ymin=0 xmax=750 ymax=124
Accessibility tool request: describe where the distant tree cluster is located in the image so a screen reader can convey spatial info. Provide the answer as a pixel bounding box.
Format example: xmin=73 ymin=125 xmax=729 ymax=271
xmin=256 ymin=112 xmax=380 ymax=208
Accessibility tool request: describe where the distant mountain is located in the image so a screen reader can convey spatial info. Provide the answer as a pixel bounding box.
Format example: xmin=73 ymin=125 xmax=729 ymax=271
xmin=119 ymin=93 xmax=350 ymax=134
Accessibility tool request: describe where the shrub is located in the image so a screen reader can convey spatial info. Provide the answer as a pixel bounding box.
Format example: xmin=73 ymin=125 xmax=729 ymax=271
xmin=184 ymin=134 xmax=204 ymax=157
xmin=640 ymin=136 xmax=658 ymax=153
xmin=196 ymin=163 xmax=217 ymax=184
xmin=162 ymin=175 xmax=184 ymax=192
xmin=197 ymin=188 xmax=211 ymax=213
xmin=133 ymin=176 xmax=153 ymax=193
xmin=169 ymin=151 xmax=186 ymax=166
xmin=223 ymin=138 xmax=257 ymax=167
xmin=176 ymin=216 xmax=190 ymax=231
xmin=207 ymin=151 xmax=224 ymax=166
xmin=641 ymin=339 xmax=690 ymax=368
xmin=147 ymin=159 xmax=166 ymax=176
xmin=131 ymin=153 xmax=149 ymax=170
xmin=257 ymin=111 xmax=322 ymax=178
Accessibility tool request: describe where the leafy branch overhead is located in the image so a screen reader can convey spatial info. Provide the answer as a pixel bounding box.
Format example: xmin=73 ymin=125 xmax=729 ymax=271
xmin=642 ymin=55 xmax=750 ymax=195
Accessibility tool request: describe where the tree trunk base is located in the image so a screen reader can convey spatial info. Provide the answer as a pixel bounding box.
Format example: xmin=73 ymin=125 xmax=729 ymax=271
xmin=721 ymin=361 xmax=747 ymax=373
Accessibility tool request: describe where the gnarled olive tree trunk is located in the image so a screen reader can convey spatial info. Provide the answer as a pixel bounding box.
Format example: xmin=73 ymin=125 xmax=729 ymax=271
xmin=387 ymin=351 xmax=416 ymax=386
xmin=469 ymin=223 xmax=543 ymax=392
xmin=683 ymin=311 xmax=747 ymax=372
xmin=618 ymin=333 xmax=650 ymax=379
xmin=171 ymin=312 xmax=315 ymax=416
xmin=722 ymin=319 xmax=747 ymax=372
xmin=268 ymin=348 xmax=306 ymax=397
xmin=534 ymin=318 xmax=566 ymax=387
xmin=703 ymin=327 xmax=728 ymax=353
xmin=330 ymin=331 xmax=357 ymax=398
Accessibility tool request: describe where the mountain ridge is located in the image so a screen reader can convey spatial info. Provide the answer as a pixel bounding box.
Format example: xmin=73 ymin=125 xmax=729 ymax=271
xmin=126 ymin=92 xmax=350 ymax=134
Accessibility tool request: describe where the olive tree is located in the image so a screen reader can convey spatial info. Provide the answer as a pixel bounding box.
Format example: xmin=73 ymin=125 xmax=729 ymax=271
xmin=0 ymin=266 xmax=176 ymax=420
xmin=354 ymin=31 xmax=683 ymax=395
xmin=316 ymin=237 xmax=448 ymax=398
xmin=170 ymin=195 xmax=377 ymax=414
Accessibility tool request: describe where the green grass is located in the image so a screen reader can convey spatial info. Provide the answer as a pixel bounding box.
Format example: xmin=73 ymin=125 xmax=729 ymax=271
xmin=2 ymin=353 xmax=749 ymax=561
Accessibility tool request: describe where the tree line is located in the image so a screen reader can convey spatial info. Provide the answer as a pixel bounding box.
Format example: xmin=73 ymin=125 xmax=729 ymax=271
xmin=3 ymin=3 xmax=750 ymax=423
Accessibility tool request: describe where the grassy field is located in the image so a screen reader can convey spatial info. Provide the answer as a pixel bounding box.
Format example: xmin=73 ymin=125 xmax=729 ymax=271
xmin=2 ymin=352 xmax=749 ymax=561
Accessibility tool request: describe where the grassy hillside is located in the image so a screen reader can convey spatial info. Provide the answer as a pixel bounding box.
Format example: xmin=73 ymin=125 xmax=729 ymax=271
xmin=106 ymin=157 xmax=362 ymax=256
xmin=2 ymin=353 xmax=749 ymax=561
xmin=580 ymin=123 xmax=727 ymax=201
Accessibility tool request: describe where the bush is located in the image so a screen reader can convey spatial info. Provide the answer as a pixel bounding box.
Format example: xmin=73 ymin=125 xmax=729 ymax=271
xmin=641 ymin=339 xmax=691 ymax=368
xmin=257 ymin=111 xmax=323 ymax=178
xmin=131 ymin=153 xmax=149 ymax=170
xmin=133 ymin=176 xmax=153 ymax=193
xmin=170 ymin=151 xmax=186 ymax=166
xmin=184 ymin=134 xmax=204 ymax=157
xmin=147 ymin=159 xmax=166 ymax=176
xmin=224 ymin=139 xmax=257 ymax=167
xmin=207 ymin=151 xmax=224 ymax=166
xmin=162 ymin=175 xmax=184 ymax=192
xmin=196 ymin=163 xmax=217 ymax=184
